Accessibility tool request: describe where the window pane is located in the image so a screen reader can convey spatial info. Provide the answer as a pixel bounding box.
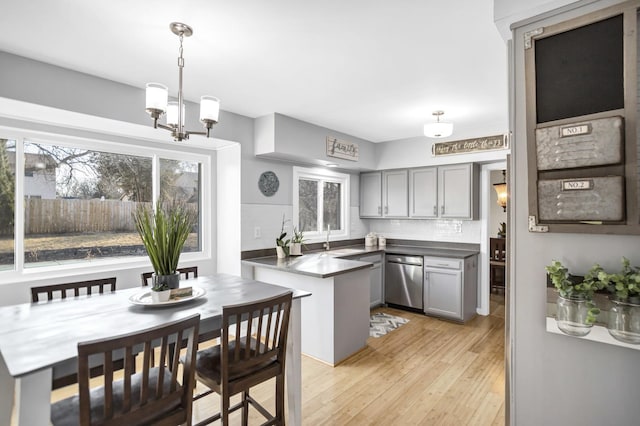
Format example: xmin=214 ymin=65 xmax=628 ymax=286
xmin=298 ymin=179 xmax=318 ymax=232
xmin=324 ymin=181 xmax=341 ymax=231
xmin=159 ymin=159 xmax=201 ymax=252
xmin=0 ymin=139 xmax=16 ymax=270
xmin=23 ymin=141 xmax=152 ymax=266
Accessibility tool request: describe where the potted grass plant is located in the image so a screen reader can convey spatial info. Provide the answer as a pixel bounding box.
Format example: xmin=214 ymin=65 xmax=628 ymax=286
xmin=134 ymin=201 xmax=196 ymax=289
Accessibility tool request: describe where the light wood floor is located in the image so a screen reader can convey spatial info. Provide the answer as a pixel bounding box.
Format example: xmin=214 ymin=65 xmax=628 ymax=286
xmin=42 ymin=294 xmax=505 ymax=425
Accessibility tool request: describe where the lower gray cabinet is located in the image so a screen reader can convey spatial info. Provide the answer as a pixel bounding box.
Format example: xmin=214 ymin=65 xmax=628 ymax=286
xmin=424 ymin=255 xmax=477 ymax=322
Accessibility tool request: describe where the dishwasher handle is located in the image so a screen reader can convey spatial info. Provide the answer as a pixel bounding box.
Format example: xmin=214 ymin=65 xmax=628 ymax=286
xmin=386 ymin=255 xmax=423 ymax=266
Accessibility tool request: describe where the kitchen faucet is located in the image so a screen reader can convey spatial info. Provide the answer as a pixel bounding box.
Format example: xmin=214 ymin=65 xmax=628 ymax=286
xmin=323 ymin=224 xmax=331 ymax=250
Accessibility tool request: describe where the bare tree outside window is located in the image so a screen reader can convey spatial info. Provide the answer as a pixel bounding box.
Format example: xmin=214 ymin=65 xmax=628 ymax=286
xmin=323 ymin=181 xmax=341 ymax=232
xmin=298 ymin=179 xmax=318 ymax=232
xmin=160 ymin=158 xmax=201 ymax=252
xmin=17 ymin=141 xmax=201 ymax=266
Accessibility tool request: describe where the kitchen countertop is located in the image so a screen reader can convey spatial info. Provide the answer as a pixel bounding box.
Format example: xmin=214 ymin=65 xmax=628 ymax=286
xmin=242 ymin=252 xmax=373 ymax=279
xmin=242 ymin=243 xmax=479 ymax=278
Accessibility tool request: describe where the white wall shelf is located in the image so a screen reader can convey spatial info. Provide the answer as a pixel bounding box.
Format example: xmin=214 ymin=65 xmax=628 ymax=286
xmin=546 ymin=317 xmax=640 ymax=351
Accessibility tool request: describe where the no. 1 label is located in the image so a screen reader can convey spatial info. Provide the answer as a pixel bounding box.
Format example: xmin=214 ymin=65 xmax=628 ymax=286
xmin=560 ymin=124 xmax=592 ymax=137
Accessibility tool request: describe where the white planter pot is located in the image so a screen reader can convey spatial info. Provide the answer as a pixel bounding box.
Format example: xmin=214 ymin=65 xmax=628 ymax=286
xmin=276 ymin=246 xmax=287 ymax=258
xmin=290 ymin=243 xmax=302 ymax=256
xmin=151 ymin=289 xmax=171 ymax=303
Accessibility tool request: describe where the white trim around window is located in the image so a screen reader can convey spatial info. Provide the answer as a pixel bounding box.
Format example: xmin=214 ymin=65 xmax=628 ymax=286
xmin=292 ymin=166 xmax=350 ymax=243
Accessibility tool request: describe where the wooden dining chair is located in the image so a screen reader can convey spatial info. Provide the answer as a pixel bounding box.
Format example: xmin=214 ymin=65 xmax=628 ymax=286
xmin=31 ymin=277 xmax=120 ymax=390
xmin=31 ymin=277 xmax=117 ymax=302
xmin=51 ymin=314 xmax=200 ymax=426
xmin=191 ymin=292 xmax=292 ymax=425
xmin=141 ymin=266 xmax=198 ymax=286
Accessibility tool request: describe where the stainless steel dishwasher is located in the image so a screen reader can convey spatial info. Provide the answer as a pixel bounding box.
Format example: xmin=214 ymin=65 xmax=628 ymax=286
xmin=384 ymin=254 xmax=424 ymax=311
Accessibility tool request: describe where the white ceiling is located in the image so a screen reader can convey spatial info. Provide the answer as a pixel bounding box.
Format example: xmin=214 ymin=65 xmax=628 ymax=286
xmin=0 ymin=0 xmax=508 ymax=143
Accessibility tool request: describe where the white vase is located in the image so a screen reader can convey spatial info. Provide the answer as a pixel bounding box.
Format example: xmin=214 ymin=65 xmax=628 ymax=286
xmin=276 ymin=246 xmax=287 ymax=258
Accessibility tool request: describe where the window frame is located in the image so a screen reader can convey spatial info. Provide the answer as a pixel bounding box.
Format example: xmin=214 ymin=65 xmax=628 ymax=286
xmin=0 ymin=126 xmax=211 ymax=279
xmin=293 ymin=166 xmax=350 ymax=242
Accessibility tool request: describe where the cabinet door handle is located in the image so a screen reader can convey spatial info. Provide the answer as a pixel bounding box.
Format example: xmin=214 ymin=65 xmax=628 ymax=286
xmin=441 ymin=205 xmax=445 ymax=215
xmin=385 ymin=206 xmax=388 ymax=214
xmin=433 ymin=205 xmax=437 ymax=216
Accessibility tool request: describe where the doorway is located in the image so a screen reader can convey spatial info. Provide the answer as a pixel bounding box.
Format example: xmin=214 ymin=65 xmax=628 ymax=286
xmin=478 ymin=161 xmax=507 ymax=316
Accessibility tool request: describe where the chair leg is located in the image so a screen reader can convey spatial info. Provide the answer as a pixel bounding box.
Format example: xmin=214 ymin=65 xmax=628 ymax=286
xmin=222 ymin=389 xmax=230 ymax=426
xmin=242 ymin=390 xmax=249 ymax=426
xmin=276 ymin=375 xmax=285 ymax=425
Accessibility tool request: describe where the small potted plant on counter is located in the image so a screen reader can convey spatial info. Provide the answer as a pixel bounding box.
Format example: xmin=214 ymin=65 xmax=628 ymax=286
xmin=275 ymin=214 xmax=290 ymax=259
xmin=592 ymin=257 xmax=640 ymax=344
xmin=290 ymin=227 xmax=305 ymax=256
xmin=546 ymin=260 xmax=603 ymax=337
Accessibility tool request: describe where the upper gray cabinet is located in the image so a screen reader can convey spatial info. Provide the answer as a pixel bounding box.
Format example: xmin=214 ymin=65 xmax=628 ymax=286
xmin=409 ymin=167 xmax=438 ymax=218
xmin=438 ymin=163 xmax=478 ymax=220
xmin=382 ymin=170 xmax=409 ymax=218
xmin=361 ymin=163 xmax=478 ymax=220
xmin=360 ymin=172 xmax=382 ymax=217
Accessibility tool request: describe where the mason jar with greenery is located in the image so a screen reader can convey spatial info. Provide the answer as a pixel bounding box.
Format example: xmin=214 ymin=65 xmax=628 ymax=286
xmin=591 ymin=257 xmax=640 ymax=344
xmin=546 ymin=260 xmax=603 ymax=337
xmin=134 ymin=201 xmax=196 ymax=289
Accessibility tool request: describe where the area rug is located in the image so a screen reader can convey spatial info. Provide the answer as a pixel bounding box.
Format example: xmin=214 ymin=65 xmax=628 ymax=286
xmin=369 ymin=313 xmax=409 ymax=338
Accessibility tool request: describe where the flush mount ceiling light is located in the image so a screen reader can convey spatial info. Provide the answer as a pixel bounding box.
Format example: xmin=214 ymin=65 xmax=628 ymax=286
xmin=494 ymin=170 xmax=508 ymax=212
xmin=423 ymin=110 xmax=453 ymax=138
xmin=145 ymin=22 xmax=220 ymax=142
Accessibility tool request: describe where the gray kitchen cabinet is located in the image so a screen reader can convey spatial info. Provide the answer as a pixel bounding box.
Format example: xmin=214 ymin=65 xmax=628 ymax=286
xmin=382 ymin=170 xmax=408 ymax=217
xmin=359 ymin=172 xmax=382 ymax=217
xmin=424 ymin=255 xmax=477 ymax=322
xmin=346 ymin=252 xmax=384 ymax=308
xmin=438 ymin=163 xmax=478 ymax=220
xmin=361 ymin=163 xmax=477 ymax=220
xmin=409 ymin=167 xmax=438 ymax=218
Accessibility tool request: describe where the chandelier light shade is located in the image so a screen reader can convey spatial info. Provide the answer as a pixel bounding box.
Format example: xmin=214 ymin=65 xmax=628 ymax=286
xmin=424 ymin=110 xmax=453 ymax=138
xmin=145 ymin=22 xmax=220 ymax=142
xmin=493 ymin=170 xmax=508 ymax=212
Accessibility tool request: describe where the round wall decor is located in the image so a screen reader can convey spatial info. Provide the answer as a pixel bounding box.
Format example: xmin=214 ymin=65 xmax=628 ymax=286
xmin=258 ymin=171 xmax=279 ymax=197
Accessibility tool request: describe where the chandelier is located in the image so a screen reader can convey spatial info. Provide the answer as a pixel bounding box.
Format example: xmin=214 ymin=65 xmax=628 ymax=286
xmin=145 ymin=22 xmax=220 ymax=142
xmin=423 ymin=110 xmax=453 ymax=138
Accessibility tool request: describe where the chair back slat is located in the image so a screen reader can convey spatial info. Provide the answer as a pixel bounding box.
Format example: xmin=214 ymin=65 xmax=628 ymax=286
xmin=74 ymin=314 xmax=199 ymax=426
xmin=31 ymin=278 xmax=117 ymax=302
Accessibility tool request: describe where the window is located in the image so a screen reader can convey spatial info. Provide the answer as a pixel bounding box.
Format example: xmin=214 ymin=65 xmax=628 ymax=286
xmin=293 ymin=167 xmax=349 ymax=240
xmin=0 ymin=139 xmax=15 ymax=271
xmin=0 ymin=131 xmax=207 ymax=272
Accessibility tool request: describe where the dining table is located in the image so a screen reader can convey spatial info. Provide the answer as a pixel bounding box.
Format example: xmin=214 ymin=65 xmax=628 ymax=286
xmin=0 ymin=273 xmax=310 ymax=426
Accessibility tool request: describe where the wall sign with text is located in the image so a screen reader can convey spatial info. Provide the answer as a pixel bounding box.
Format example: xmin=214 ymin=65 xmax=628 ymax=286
xmin=432 ymin=134 xmax=508 ymax=156
xmin=326 ymin=137 xmax=359 ymax=161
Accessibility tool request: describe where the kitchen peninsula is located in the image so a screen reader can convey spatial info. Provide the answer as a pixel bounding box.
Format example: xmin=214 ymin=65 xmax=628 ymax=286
xmin=242 ymin=252 xmax=372 ymax=366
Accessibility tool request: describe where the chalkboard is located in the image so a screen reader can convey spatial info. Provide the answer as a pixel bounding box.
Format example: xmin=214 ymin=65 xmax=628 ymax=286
xmin=535 ymin=14 xmax=624 ymax=123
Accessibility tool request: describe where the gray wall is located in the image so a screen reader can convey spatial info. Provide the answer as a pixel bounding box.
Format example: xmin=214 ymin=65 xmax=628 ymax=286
xmin=241 ymin=114 xmax=366 ymax=251
xmin=510 ymin=1 xmax=640 ymax=425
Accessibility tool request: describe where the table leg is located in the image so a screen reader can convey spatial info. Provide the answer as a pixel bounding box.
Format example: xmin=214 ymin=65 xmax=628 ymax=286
xmin=14 ymin=368 xmax=52 ymax=425
xmin=286 ymin=298 xmax=302 ymax=426
xmin=0 ymin=355 xmax=14 ymax=425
